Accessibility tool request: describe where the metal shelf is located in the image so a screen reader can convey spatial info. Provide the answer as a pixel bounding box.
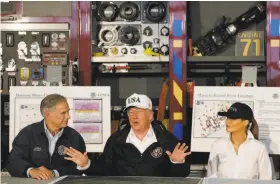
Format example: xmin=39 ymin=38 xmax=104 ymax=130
xmin=92 ymin=56 xmax=169 ymax=63
xmin=187 ymin=56 xmax=266 ymax=63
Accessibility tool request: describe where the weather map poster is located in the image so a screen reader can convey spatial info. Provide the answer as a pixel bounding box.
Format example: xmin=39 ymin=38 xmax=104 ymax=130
xmin=73 ymin=99 xmax=103 ymax=144
xmin=73 ymin=99 xmax=102 ymax=123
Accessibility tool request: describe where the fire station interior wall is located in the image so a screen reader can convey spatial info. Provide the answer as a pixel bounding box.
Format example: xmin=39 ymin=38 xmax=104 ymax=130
xmin=1 ymin=1 xmax=276 ymax=173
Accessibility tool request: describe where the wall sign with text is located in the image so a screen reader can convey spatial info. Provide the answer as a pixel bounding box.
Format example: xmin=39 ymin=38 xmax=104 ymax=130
xmin=235 ymin=31 xmax=264 ymax=56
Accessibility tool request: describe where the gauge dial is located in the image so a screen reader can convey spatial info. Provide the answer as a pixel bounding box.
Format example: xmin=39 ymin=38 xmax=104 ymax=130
xmin=160 ymin=26 xmax=169 ymax=36
xmin=160 ymin=45 xmax=169 ymax=55
xmin=51 ymin=42 xmax=58 ymax=48
xmin=51 ymin=33 xmax=58 ymax=40
xmin=59 ymin=33 xmax=66 ymax=39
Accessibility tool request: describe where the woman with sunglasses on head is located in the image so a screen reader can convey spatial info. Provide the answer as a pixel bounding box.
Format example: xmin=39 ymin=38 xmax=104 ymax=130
xmin=207 ymin=102 xmax=272 ymax=180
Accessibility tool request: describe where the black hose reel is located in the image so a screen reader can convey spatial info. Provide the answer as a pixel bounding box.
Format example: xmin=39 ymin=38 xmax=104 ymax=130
xmin=144 ymin=2 xmax=167 ymax=23
xmin=98 ymin=2 xmax=118 ymax=22
xmin=119 ymin=2 xmax=140 ymax=21
xmin=119 ymin=26 xmax=140 ymax=46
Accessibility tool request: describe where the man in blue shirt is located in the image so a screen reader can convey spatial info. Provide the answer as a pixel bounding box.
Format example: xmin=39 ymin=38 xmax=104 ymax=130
xmin=6 ymin=94 xmax=86 ymax=180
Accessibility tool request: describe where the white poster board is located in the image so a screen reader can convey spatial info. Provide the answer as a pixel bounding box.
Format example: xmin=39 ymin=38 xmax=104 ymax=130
xmin=191 ymin=86 xmax=280 ymax=154
xmin=9 ymin=86 xmax=111 ymax=153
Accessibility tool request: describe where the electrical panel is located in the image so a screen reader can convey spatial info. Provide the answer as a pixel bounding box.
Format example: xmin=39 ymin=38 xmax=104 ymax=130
xmin=0 ymin=23 xmax=72 ymax=92
xmin=92 ymin=1 xmax=170 ymax=63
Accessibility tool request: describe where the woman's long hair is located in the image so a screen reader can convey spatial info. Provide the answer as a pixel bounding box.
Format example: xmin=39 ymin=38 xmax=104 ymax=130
xmin=249 ymin=117 xmax=259 ymax=140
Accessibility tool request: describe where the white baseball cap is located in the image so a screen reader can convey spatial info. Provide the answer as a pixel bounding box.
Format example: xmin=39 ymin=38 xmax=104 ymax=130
xmin=124 ymin=93 xmax=153 ymax=111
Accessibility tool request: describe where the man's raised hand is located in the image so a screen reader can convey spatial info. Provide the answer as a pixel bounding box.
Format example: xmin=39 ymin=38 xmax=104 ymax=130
xmin=64 ymin=147 xmax=89 ymax=168
xmin=166 ymin=143 xmax=191 ymax=162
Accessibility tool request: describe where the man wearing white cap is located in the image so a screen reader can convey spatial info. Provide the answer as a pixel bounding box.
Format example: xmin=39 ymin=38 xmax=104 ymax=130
xmin=64 ymin=93 xmax=191 ymax=177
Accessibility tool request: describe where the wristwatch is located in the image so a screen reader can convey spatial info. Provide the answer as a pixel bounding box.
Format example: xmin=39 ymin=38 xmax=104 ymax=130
xmin=52 ymin=170 xmax=56 ymax=177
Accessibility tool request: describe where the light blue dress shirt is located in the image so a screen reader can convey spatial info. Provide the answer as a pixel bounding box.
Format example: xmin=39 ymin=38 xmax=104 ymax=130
xmin=27 ymin=121 xmax=64 ymax=178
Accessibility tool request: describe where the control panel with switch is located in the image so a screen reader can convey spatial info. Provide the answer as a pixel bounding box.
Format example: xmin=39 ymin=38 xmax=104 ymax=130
xmin=0 ymin=23 xmax=74 ymax=91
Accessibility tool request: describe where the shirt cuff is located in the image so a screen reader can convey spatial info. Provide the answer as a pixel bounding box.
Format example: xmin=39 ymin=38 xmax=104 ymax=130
xmin=170 ymin=159 xmax=185 ymax=164
xmin=77 ymin=159 xmax=91 ymax=170
xmin=52 ymin=170 xmax=59 ymax=177
xmin=27 ymin=167 xmax=33 ymax=178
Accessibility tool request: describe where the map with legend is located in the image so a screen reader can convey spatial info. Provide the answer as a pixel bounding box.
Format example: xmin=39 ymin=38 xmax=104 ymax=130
xmin=193 ymin=100 xmax=254 ymax=138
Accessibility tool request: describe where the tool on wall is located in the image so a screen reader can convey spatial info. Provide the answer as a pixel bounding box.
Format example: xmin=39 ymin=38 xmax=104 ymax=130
xmin=98 ymin=64 xmax=149 ymax=73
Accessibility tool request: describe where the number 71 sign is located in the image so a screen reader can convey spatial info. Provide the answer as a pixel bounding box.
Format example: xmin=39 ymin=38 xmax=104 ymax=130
xmin=235 ymin=31 xmax=264 ymax=56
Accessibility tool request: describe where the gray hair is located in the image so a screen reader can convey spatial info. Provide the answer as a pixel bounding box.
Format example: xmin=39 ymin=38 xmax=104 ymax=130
xmin=40 ymin=94 xmax=67 ymax=117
